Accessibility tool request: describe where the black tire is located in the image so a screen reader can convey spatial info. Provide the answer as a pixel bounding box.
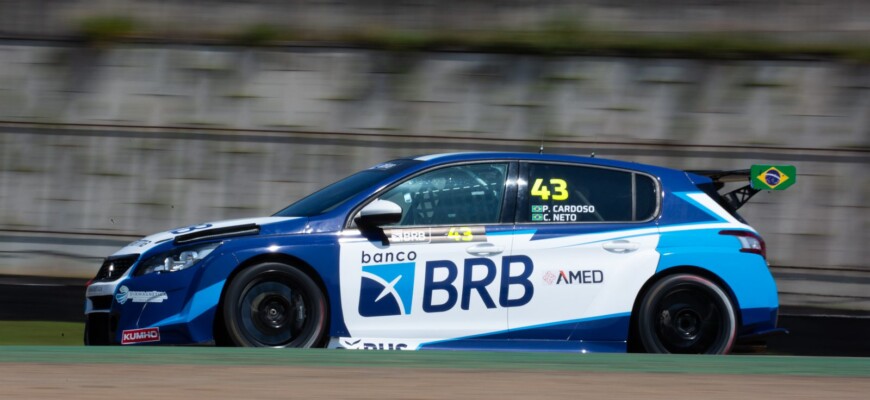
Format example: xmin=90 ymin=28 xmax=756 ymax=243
xmin=637 ymin=274 xmax=737 ymax=354
xmin=223 ymin=262 xmax=327 ymax=348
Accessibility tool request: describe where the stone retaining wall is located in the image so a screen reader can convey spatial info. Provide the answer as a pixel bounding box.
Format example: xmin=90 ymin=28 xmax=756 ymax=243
xmin=0 ymin=42 xmax=867 ymax=310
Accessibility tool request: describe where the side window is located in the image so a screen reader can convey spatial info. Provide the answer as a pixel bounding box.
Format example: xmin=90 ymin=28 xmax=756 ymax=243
xmin=522 ymin=163 xmax=657 ymax=223
xmin=378 ymin=163 xmax=508 ymax=226
xmin=635 ymin=174 xmax=658 ymax=221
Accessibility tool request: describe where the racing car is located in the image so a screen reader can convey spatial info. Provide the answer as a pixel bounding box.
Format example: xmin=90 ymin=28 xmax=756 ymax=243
xmin=84 ymin=152 xmax=794 ymax=353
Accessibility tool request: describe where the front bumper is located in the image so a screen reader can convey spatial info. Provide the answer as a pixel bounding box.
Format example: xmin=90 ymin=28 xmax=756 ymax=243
xmin=84 ymin=256 xmax=227 ymax=345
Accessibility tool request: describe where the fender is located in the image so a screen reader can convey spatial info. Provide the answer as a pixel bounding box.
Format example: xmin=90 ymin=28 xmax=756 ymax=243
xmin=211 ymin=233 xmax=347 ymax=337
xmin=655 ymin=228 xmax=778 ymax=332
xmin=140 ymin=232 xmax=346 ymax=344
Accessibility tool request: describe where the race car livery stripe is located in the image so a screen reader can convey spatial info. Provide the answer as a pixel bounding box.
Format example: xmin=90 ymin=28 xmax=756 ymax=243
xmin=488 ymin=229 xmax=536 ymax=236
xmin=384 ymin=226 xmax=488 ymax=244
xmin=150 ymin=280 xmax=225 ymax=328
xmin=420 ymin=338 xmax=626 ymax=353
xmin=414 ymin=153 xmax=471 ymax=161
xmin=551 ymin=229 xmax=660 ymax=249
xmin=417 ymin=312 xmax=631 ymax=348
xmin=524 ymin=225 xmax=658 ymax=244
xmin=672 ymin=192 xmax=738 ymax=224
xmin=658 ymin=222 xmax=754 ymax=233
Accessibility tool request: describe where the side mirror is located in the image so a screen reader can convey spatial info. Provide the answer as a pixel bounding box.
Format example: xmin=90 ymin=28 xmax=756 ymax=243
xmin=354 ymin=199 xmax=403 ymax=229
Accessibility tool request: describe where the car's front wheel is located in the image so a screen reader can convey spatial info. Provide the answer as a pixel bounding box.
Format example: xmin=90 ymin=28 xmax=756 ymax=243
xmin=223 ymin=262 xmax=327 ymax=347
xmin=637 ymin=274 xmax=737 ymax=354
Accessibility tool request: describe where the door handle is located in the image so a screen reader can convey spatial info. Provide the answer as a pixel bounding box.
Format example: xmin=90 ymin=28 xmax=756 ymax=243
xmin=602 ymin=240 xmax=639 ymax=253
xmin=466 ymin=242 xmax=503 ymax=256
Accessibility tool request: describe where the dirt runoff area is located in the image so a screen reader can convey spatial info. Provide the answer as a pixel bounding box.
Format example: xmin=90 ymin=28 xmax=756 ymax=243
xmin=1 ymin=363 xmax=868 ymax=400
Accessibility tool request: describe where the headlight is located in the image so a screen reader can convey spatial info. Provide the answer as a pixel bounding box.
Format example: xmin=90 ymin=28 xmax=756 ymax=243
xmin=135 ymin=242 xmax=221 ymax=276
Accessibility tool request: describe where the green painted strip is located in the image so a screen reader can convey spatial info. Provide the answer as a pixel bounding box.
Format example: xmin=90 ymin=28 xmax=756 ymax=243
xmin=0 ymin=322 xmax=84 ymax=346
xmin=0 ymin=346 xmax=867 ymax=377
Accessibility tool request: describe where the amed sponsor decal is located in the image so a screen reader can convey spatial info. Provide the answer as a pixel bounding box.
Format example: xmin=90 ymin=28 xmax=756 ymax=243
xmin=542 ymin=270 xmax=604 ymax=285
xmin=121 ymin=327 xmax=160 ymax=345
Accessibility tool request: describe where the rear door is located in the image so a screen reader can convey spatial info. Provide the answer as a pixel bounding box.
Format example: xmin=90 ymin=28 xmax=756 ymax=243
xmin=507 ymin=161 xmax=661 ymax=343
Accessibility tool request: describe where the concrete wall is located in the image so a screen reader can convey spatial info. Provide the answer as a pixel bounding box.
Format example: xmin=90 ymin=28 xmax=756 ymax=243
xmin=0 ymin=42 xmax=867 ymax=311
xmin=2 ymin=1 xmax=869 ymax=40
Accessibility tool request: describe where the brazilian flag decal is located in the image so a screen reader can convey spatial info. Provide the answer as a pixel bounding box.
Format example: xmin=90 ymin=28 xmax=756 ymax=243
xmin=751 ymin=165 xmax=796 ymax=190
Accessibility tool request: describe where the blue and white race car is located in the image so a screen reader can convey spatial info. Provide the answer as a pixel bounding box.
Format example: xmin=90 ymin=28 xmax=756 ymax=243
xmin=84 ymin=153 xmax=793 ymax=353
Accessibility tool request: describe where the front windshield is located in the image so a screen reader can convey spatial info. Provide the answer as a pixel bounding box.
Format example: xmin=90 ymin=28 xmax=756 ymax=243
xmin=273 ymin=159 xmax=420 ymax=217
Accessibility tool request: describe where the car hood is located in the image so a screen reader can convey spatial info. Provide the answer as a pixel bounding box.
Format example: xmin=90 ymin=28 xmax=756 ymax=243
xmin=112 ymin=216 xmax=305 ymax=256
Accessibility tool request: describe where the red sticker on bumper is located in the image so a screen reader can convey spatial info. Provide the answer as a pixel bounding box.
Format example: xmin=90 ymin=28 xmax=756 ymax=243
xmin=121 ymin=327 xmax=160 ymax=345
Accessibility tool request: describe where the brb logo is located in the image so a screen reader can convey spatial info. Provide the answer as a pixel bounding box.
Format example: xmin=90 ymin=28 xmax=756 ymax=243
xmin=359 ymin=261 xmax=416 ymax=317
xmin=358 ymin=251 xmax=535 ymax=317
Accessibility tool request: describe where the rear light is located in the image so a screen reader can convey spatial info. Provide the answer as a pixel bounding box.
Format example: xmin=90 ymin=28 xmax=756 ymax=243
xmin=720 ymin=230 xmax=766 ymax=259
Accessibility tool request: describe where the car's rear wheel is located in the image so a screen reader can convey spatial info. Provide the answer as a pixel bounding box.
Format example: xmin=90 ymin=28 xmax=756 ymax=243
xmin=637 ymin=274 xmax=736 ymax=354
xmin=223 ymin=262 xmax=326 ymax=347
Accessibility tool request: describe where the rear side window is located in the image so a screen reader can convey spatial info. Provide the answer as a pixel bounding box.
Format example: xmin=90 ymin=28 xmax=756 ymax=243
xmin=635 ymin=174 xmax=658 ymax=221
xmin=521 ymin=163 xmax=658 ymax=223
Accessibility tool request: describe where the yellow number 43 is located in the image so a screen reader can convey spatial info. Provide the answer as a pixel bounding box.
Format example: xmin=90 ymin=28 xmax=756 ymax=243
xmin=448 ymin=227 xmax=473 ymax=241
xmin=531 ymin=178 xmax=568 ymax=201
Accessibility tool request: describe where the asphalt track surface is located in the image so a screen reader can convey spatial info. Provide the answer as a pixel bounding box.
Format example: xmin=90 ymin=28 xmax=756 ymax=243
xmin=0 ymin=347 xmax=868 ymax=399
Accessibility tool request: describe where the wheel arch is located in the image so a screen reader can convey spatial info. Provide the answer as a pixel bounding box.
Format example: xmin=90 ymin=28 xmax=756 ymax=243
xmin=213 ymin=252 xmax=331 ymax=346
xmin=626 ymin=265 xmax=742 ymax=352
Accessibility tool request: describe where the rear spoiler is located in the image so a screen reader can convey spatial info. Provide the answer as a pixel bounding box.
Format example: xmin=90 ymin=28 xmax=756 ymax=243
xmin=687 ymin=165 xmax=796 ymax=211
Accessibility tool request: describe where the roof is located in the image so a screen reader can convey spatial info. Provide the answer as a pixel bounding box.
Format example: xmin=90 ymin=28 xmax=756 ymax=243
xmin=411 ymin=152 xmax=684 ymax=177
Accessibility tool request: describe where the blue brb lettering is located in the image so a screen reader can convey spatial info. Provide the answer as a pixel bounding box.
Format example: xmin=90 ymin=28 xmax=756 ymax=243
xmin=422 ymin=255 xmax=534 ymax=312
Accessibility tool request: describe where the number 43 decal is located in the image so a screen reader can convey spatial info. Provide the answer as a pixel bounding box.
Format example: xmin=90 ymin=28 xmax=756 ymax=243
xmin=531 ymin=178 xmax=569 ymax=201
xmin=447 ymin=227 xmax=474 ymax=241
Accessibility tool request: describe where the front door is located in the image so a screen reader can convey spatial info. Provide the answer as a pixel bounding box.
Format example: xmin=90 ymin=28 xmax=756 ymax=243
xmin=337 ymin=162 xmax=517 ymax=349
